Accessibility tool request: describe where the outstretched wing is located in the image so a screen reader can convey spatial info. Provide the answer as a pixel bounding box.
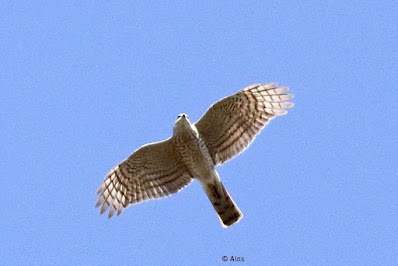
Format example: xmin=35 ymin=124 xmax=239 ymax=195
xmin=195 ymin=83 xmax=293 ymax=165
xmin=95 ymin=138 xmax=193 ymax=218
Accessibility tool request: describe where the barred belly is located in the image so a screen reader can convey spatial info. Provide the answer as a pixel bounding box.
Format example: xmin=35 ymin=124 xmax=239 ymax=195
xmin=175 ymin=131 xmax=214 ymax=180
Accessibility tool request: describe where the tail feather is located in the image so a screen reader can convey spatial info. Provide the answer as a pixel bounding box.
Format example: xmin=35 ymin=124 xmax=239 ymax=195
xmin=204 ymin=182 xmax=243 ymax=227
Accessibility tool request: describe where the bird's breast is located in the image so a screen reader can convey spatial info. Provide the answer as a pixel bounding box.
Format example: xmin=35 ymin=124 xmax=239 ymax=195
xmin=175 ymin=133 xmax=214 ymax=179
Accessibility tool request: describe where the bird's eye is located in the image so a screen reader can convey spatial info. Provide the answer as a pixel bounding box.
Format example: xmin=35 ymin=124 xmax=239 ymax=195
xmin=177 ymin=115 xmax=181 ymax=118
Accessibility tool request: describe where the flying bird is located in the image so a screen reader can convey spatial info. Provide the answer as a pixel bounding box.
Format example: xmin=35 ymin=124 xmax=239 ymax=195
xmin=95 ymin=83 xmax=293 ymax=227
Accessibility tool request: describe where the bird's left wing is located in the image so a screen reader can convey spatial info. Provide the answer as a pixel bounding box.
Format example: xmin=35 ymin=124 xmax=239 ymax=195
xmin=95 ymin=138 xmax=193 ymax=218
xmin=195 ymin=83 xmax=293 ymax=165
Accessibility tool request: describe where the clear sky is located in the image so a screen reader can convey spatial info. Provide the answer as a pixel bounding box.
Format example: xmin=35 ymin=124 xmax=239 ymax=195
xmin=1 ymin=1 xmax=397 ymax=265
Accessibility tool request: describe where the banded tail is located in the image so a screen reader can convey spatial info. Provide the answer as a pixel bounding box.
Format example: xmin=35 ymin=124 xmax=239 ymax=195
xmin=204 ymin=182 xmax=243 ymax=227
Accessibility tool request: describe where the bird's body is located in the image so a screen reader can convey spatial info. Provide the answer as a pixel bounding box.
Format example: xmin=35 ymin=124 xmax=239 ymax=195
xmin=173 ymin=114 xmax=213 ymax=181
xmin=95 ymin=83 xmax=293 ymax=227
xmin=173 ymin=114 xmax=242 ymax=226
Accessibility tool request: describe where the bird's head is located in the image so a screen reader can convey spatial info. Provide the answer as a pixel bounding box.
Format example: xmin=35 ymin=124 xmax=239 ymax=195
xmin=175 ymin=113 xmax=190 ymax=126
xmin=173 ymin=113 xmax=195 ymax=135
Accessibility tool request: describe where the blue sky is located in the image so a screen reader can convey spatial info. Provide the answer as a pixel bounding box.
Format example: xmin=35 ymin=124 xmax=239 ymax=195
xmin=1 ymin=1 xmax=397 ymax=265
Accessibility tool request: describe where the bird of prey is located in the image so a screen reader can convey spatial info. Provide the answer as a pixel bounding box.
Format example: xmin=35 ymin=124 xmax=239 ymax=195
xmin=95 ymin=83 xmax=293 ymax=227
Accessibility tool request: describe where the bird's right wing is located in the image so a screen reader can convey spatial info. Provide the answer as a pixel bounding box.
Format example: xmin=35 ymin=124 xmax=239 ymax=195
xmin=95 ymin=138 xmax=193 ymax=218
xmin=195 ymin=83 xmax=293 ymax=165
